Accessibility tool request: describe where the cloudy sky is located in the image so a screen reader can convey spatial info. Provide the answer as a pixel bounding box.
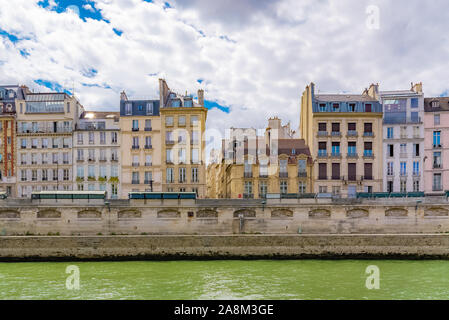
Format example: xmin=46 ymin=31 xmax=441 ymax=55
xmin=0 ymin=0 xmax=448 ymax=141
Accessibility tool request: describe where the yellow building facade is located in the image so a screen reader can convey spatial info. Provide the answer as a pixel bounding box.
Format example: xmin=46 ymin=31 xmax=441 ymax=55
xmin=207 ymin=118 xmax=313 ymax=199
xmin=159 ymin=79 xmax=208 ymax=198
xmin=300 ymin=83 xmax=383 ymax=197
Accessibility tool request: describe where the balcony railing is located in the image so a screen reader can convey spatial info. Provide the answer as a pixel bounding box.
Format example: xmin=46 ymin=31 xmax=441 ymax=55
xmin=363 ymin=175 xmax=373 ymax=181
xmin=166 ymin=140 xmax=175 ymax=145
xmin=244 ymin=172 xmax=253 ymax=178
xmin=363 ymin=132 xmax=374 ymax=137
xmin=317 ymin=131 xmax=328 ymax=137
xmin=331 ymin=152 xmax=341 ymax=158
xmin=318 ymin=176 xmax=327 ymax=180
xmin=433 ymin=185 xmax=443 ymax=192
xmin=332 ymin=175 xmax=341 ymax=180
xmin=331 ymin=131 xmax=341 ymax=137
xmin=364 ymin=150 xmax=374 ymax=157
xmin=433 ymin=144 xmax=442 ymax=149
xmin=297 ymin=172 xmax=307 ymax=178
xmin=145 ymin=162 xmax=152 ymax=167
xmin=434 ymin=163 xmax=442 ymax=169
xmin=145 ymin=145 xmax=153 ymax=149
xmin=144 ymin=127 xmax=152 ymax=131
xmin=347 ymin=131 xmax=358 ymax=137
xmin=347 ymin=152 xmax=358 ymax=158
xmin=132 ymin=180 xmax=140 ymax=184
xmin=318 ymin=150 xmax=327 ymax=157
xmin=279 ymin=172 xmax=288 ymax=178
xmin=18 ymin=126 xmax=72 ymax=134
xmin=132 ymin=145 xmax=139 ymax=150
xmin=132 ymin=128 xmax=139 ymax=132
xmin=132 ymin=162 xmax=139 ymax=167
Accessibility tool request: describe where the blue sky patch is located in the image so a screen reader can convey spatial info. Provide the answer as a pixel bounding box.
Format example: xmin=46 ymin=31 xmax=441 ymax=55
xmin=204 ymin=100 xmax=230 ymax=113
xmin=81 ymin=83 xmax=112 ymax=90
xmin=38 ymin=0 xmax=108 ymax=23
xmin=0 ymin=29 xmax=20 ymax=43
xmin=34 ymin=79 xmax=72 ymax=95
xmin=164 ymin=2 xmax=172 ymax=9
xmin=113 ymin=28 xmax=123 ymax=36
xmin=81 ymin=68 xmax=98 ymax=78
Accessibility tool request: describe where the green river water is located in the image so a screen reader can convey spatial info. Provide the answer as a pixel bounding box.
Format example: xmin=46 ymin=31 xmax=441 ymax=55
xmin=0 ymin=260 xmax=448 ymax=300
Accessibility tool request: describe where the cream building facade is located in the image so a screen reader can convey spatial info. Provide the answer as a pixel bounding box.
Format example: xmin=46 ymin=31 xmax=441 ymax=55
xmin=16 ymin=92 xmax=83 ymax=197
xmin=73 ymin=111 xmax=121 ymax=198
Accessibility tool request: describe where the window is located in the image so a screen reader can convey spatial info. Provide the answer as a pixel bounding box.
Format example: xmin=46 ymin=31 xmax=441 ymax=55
xmin=178 ymin=116 xmax=186 ymax=126
xmin=332 ymin=163 xmax=340 ymax=180
xmin=348 ymin=104 xmax=355 ymax=112
xmin=331 ymin=123 xmax=340 ymax=135
xmin=388 ymin=144 xmax=394 ymax=157
xmin=400 ymin=162 xmax=407 ymax=176
xmin=332 ymin=186 xmax=341 ymax=196
xmin=332 ymin=103 xmax=340 ymax=112
xmin=179 ymin=168 xmax=186 ymax=183
xmin=111 ymin=184 xmax=118 ymax=197
xmin=144 ymin=171 xmax=152 ymax=184
xmin=191 ymin=115 xmax=199 ymax=126
xmin=178 ymin=131 xmax=186 ymax=144
xmin=433 ymin=131 xmax=441 ymax=147
xmin=411 ymin=98 xmax=418 ymax=108
xmin=77 ymin=149 xmax=84 ymax=161
xmin=259 ymin=181 xmax=267 ymax=198
xmin=132 ymin=172 xmax=140 ymax=184
xmin=413 ymin=161 xmax=420 ymax=176
xmin=348 ymin=163 xmax=356 ymax=181
xmin=145 ymin=119 xmax=152 ymax=130
xmin=387 ymin=181 xmax=393 ymax=193
xmin=21 ymin=138 xmax=26 ymax=149
xmin=166 ymin=131 xmax=173 ymax=143
xmin=319 ymin=186 xmax=328 ymax=193
xmin=413 ymin=144 xmax=420 ymax=157
xmin=433 ymin=152 xmax=442 ymax=168
xmin=178 ymin=148 xmax=186 ymax=163
xmin=166 ymin=168 xmax=174 ymax=183
xmin=365 ymin=104 xmax=372 ymax=112
xmin=348 ymin=142 xmax=357 ymax=156
xmin=63 ymin=152 xmax=69 ymax=164
xmin=411 ymin=112 xmax=419 ymax=123
xmin=318 ymin=163 xmax=327 ymax=180
xmin=387 ymin=127 xmax=394 ymax=139
xmin=132 ymin=155 xmax=139 ymax=166
xmin=32 ymin=138 xmax=38 ymax=148
xmin=435 ymin=114 xmax=441 ymax=125
xmin=66 ymin=102 xmax=70 ymax=113
xmin=166 ymin=149 xmax=173 ymax=163
xmin=280 ymin=181 xmax=288 ymax=194
xmin=77 ymin=166 xmax=84 ymax=178
xmin=63 ymin=169 xmax=69 ymax=181
xmin=364 ymin=142 xmax=373 ymax=157
xmin=244 ymin=181 xmax=253 ymax=196
xmin=400 ymin=143 xmax=407 ymax=156
xmin=332 ymin=142 xmax=340 ymax=156
xmin=364 ymin=163 xmax=373 ymax=180
xmin=298 ymin=159 xmax=306 ymax=176
xmin=132 ymin=120 xmax=139 ymax=131
xmin=41 ymin=169 xmax=47 ymax=181
xmin=32 ymin=170 xmax=37 ymax=181
xmin=400 ymin=180 xmax=407 ymax=193
xmin=77 ymin=133 xmax=83 ymax=145
xmin=111 ymin=165 xmax=118 ymax=178
xmin=318 ymin=122 xmax=327 ymax=133
xmin=99 ymin=149 xmax=106 ymax=161
xmin=145 ymin=136 xmax=152 ymax=148
xmin=192 ymin=148 xmax=199 ymax=164
xmin=318 ymin=142 xmax=327 ymax=156
xmin=125 ymin=103 xmax=132 ymax=115
xmin=364 ymin=123 xmax=373 ymax=135
xmin=319 ymin=104 xmax=326 ymax=112
xmin=298 ymin=181 xmax=306 ymax=194
xmin=21 ymin=170 xmax=27 ymax=181
xmin=413 ymin=180 xmax=419 ymax=192
xmin=52 ymin=169 xmax=58 ymax=181
xmin=88 ymin=149 xmax=95 ymax=161
xmin=433 ymin=173 xmax=442 ymax=191
xmin=132 ymin=137 xmax=139 ymax=148
xmin=192 ymin=168 xmax=198 ymax=183
xmin=146 ymin=102 xmax=153 ymax=115
xmin=165 ymin=116 xmax=174 ymax=126
xmin=111 ymin=132 xmax=118 ymax=144
xmin=52 ymin=153 xmax=59 ymax=164
xmin=88 ymin=165 xmax=95 ymax=178
xmin=100 ymin=132 xmax=106 ymax=144
xmin=89 ymin=132 xmax=94 ymax=144
xmin=145 ymin=155 xmax=152 ymax=166
xmin=191 ymin=131 xmax=199 ymax=145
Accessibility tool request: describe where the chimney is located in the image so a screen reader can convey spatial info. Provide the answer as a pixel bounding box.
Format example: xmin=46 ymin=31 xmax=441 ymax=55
xmin=120 ymin=90 xmax=128 ymax=101
xmin=365 ymin=83 xmax=379 ymax=99
xmin=159 ymin=78 xmax=169 ymax=107
xmin=412 ymin=82 xmax=423 ymax=94
xmin=197 ymin=89 xmax=204 ymax=107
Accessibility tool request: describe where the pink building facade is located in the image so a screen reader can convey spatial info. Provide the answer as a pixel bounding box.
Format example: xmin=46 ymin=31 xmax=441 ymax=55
xmin=424 ymin=97 xmax=449 ymax=194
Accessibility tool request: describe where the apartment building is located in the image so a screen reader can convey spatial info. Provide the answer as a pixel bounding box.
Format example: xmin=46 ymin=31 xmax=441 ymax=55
xmin=16 ymin=91 xmax=83 ymax=197
xmin=424 ymin=97 xmax=449 ymax=194
xmin=207 ymin=117 xmax=313 ymax=199
xmin=119 ymin=92 xmax=161 ymax=197
xmin=73 ymin=111 xmax=121 ymax=198
xmin=159 ymin=79 xmax=208 ymax=197
xmin=300 ymin=83 xmax=383 ymax=197
xmin=0 ymin=85 xmax=24 ymax=196
xmin=379 ymin=83 xmax=424 ymax=193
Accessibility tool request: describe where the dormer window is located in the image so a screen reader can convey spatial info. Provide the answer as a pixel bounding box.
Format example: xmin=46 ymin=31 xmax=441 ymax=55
xmin=171 ymin=99 xmax=181 ymax=107
xmin=319 ymin=104 xmax=326 ymax=112
xmin=184 ymin=100 xmax=193 ymax=107
xmin=125 ymin=103 xmax=132 ymax=115
xmin=348 ymin=103 xmax=356 ymax=112
xmin=365 ymin=104 xmax=372 ymax=112
xmin=146 ymin=102 xmax=153 ymax=115
xmin=332 ymin=103 xmax=340 ymax=112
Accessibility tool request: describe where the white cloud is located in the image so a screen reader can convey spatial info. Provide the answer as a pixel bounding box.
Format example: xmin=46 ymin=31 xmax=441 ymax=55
xmin=0 ymin=0 xmax=449 ymax=142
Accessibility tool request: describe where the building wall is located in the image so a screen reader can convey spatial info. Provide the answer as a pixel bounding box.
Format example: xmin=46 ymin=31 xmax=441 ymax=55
xmin=0 ymin=116 xmax=16 ymax=196
xmin=120 ymin=115 xmax=162 ymax=197
xmin=424 ymin=110 xmax=449 ymax=193
xmin=15 ymin=94 xmax=82 ymax=197
xmin=381 ymin=91 xmax=424 ymax=193
xmin=73 ymin=115 xmax=121 ymax=198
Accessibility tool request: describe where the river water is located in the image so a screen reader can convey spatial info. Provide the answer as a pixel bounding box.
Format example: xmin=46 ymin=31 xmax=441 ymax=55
xmin=0 ymin=260 xmax=448 ymax=300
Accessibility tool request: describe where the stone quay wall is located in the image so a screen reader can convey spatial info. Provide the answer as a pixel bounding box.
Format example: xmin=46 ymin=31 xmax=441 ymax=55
xmin=0 ymin=197 xmax=448 ymax=236
xmin=2 ymin=234 xmax=449 ymax=261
